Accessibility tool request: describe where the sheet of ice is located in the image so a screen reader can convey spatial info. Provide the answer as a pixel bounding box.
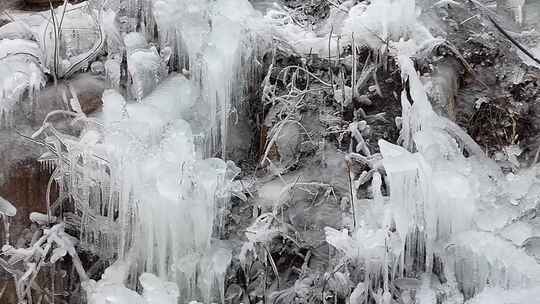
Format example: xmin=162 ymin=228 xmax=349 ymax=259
xmin=140 ymin=273 xmax=179 ymax=304
xmin=500 ymin=221 xmax=535 ymax=246
xmin=327 ymin=53 xmax=486 ymax=291
xmin=372 ymin=33 xmax=524 ymax=299
xmin=325 ymin=172 xmax=396 ymax=294
xmin=341 ymin=0 xmax=433 ymax=51
xmin=102 ymin=89 xmax=126 ymax=123
xmin=446 ymin=231 xmax=540 ymax=296
xmin=87 ymin=284 xmax=145 ymax=304
xmin=379 ymin=138 xmax=437 ymax=272
xmin=0 ymin=21 xmax=33 ymax=40
xmin=102 ymin=9 xmax=124 ymax=55
xmin=105 ymin=56 xmax=122 ymax=89
xmin=416 ymin=274 xmax=437 ymax=304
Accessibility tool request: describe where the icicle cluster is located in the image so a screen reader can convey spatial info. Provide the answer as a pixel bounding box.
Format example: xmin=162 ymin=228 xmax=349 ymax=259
xmin=321 ymin=1 xmax=540 ymax=303
xmin=23 ymin=0 xmax=270 ymax=303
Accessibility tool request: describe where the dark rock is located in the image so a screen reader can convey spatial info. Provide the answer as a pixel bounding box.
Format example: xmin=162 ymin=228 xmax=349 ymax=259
xmin=0 ymin=159 xmax=50 ymax=245
xmin=27 ymin=73 xmax=106 ymax=127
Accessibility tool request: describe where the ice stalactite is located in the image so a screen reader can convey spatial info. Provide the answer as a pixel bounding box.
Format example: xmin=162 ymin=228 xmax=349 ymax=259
xmin=374 ymin=41 xmax=540 ymax=302
xmin=75 ymin=74 xmax=238 ymax=303
xmin=375 ymin=51 xmax=489 ymax=297
xmin=152 ymin=0 xmax=267 ymax=157
xmin=102 ymin=0 xmax=265 ymax=154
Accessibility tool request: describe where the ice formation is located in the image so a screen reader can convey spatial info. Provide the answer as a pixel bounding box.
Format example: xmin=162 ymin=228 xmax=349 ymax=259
xmin=85 ymin=261 xmax=180 ymax=304
xmin=2 ymin=0 xmax=540 ymax=303
xmin=150 ymin=0 xmax=267 ymax=156
xmin=15 ymin=0 xmax=268 ymax=303
xmin=74 ymin=74 xmax=235 ymax=303
xmin=124 ymin=32 xmax=164 ymax=101
xmin=323 ymin=1 xmax=540 ymax=303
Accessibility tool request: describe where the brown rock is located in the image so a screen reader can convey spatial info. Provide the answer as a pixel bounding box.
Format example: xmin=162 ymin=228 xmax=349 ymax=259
xmin=0 ymin=159 xmax=50 ymax=244
xmin=28 ymin=74 xmax=106 ymax=127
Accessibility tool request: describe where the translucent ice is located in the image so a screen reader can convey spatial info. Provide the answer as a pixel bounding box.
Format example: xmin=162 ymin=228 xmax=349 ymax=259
xmin=140 ymin=273 xmax=179 ymax=304
xmin=467 ymin=287 xmax=540 ymax=304
xmin=124 ymin=33 xmax=163 ymax=101
xmin=0 ymin=195 xmax=16 ymax=216
xmin=446 ymin=231 xmax=540 ymax=295
xmin=0 ymin=39 xmax=45 ymax=126
xmin=76 ymin=73 xmax=236 ymax=303
xmin=341 ymin=0 xmax=433 ymax=50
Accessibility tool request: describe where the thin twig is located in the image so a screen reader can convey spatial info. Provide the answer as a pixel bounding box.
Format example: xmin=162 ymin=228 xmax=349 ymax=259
xmin=323 ymin=0 xmax=348 ymax=13
xmin=352 ymin=32 xmax=357 ymax=99
xmin=488 ymin=16 xmax=540 ymax=65
xmin=442 ymin=41 xmax=489 ymax=90
xmin=48 ymin=0 xmax=59 ymax=85
xmin=346 ymin=161 xmax=357 ymax=230
xmin=276 ymin=65 xmax=333 ymax=87
xmin=533 ymin=145 xmax=540 ymax=165
xmin=329 ymin=26 xmax=334 ymax=96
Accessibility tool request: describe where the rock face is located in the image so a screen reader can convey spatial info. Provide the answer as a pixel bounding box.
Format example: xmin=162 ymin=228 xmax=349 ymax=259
xmin=23 ymin=0 xmax=64 ymax=9
xmin=0 ymin=159 xmax=50 ymax=240
xmin=0 ymin=131 xmax=49 ymax=304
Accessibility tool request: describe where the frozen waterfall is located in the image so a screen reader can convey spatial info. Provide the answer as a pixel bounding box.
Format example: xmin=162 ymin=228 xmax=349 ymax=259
xmin=28 ymin=0 xmax=269 ymax=303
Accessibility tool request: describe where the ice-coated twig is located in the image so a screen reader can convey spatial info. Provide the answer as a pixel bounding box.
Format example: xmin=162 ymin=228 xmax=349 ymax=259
xmin=276 ymin=65 xmax=333 ymax=88
xmin=261 ymin=119 xmax=313 ymax=167
xmin=347 ymin=152 xmax=383 ymax=170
